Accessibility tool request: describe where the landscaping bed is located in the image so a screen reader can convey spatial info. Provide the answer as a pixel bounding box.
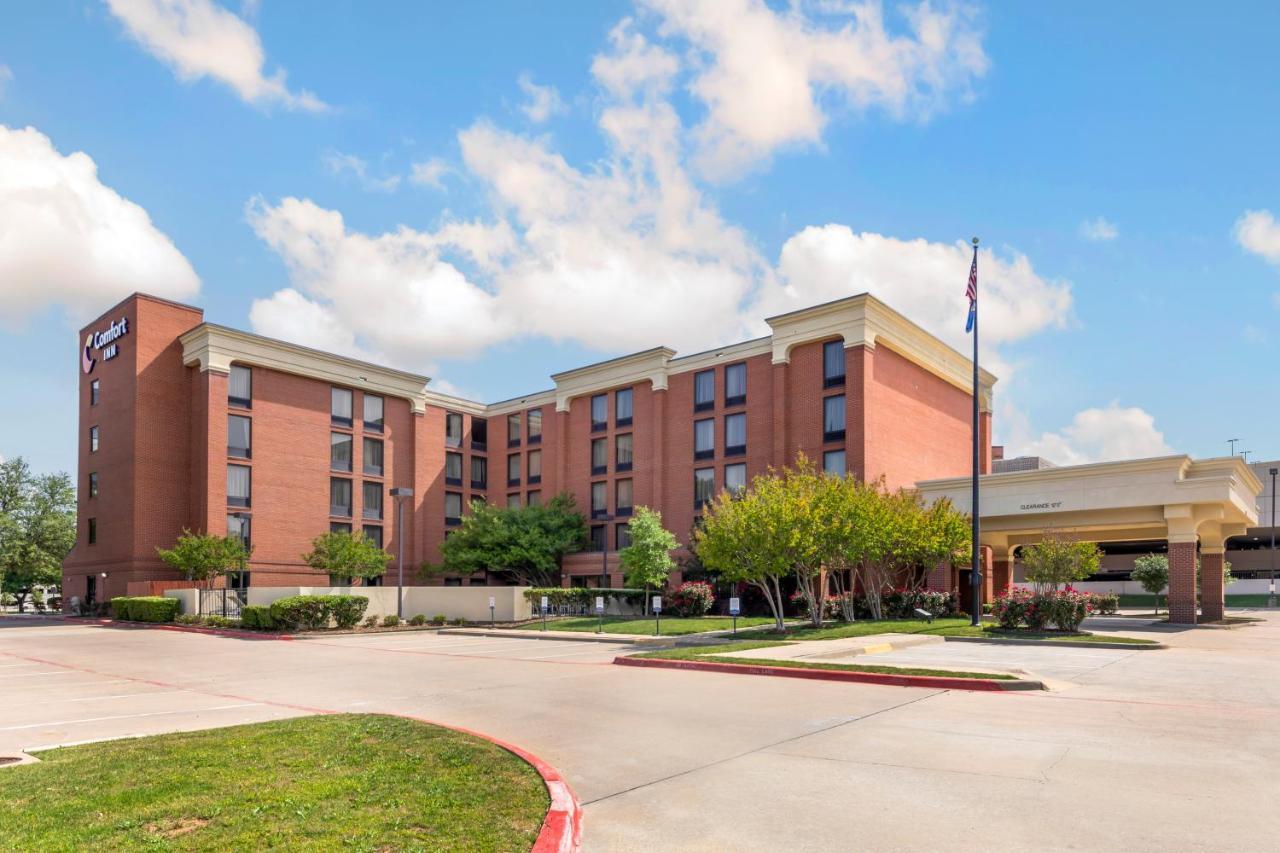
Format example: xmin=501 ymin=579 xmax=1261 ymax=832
xmin=532 ymin=615 xmax=776 ymax=635
xmin=685 ymin=618 xmax=1160 ymax=646
xmin=0 ymin=714 xmax=549 ymax=851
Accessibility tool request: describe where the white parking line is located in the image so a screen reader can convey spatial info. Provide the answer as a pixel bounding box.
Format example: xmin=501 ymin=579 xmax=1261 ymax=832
xmin=0 ymin=670 xmax=79 ymax=679
xmin=0 ymin=703 xmax=262 ymax=732
xmin=0 ymin=663 xmax=40 ymax=669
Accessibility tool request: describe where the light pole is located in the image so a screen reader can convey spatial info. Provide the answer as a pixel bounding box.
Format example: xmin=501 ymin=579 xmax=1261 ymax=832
xmin=389 ymin=487 xmax=413 ymax=619
xmin=1269 ymin=468 xmax=1277 ymax=608
xmin=1228 ymin=438 xmax=1241 ymax=456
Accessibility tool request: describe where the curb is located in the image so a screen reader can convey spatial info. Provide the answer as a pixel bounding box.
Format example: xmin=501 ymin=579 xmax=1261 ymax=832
xmin=613 ymin=655 xmax=1042 ymax=691
xmin=439 ymin=628 xmax=642 ymax=645
xmin=942 ymin=636 xmax=1166 ymax=651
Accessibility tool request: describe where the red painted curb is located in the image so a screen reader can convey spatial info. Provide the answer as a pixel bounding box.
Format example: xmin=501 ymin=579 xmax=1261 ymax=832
xmin=82 ymin=619 xmax=295 ymax=641
xmin=614 ymin=655 xmax=1027 ymax=692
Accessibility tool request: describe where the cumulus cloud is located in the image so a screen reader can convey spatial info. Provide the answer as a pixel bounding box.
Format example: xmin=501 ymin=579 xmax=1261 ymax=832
xmin=517 ymin=73 xmax=566 ymax=123
xmin=1014 ymin=403 xmax=1173 ymax=466
xmin=1235 ymin=209 xmax=1280 ymax=266
xmin=641 ymin=0 xmax=988 ymax=178
xmin=1079 ymin=216 xmax=1117 ymax=242
xmin=105 ymin=0 xmax=324 ymax=111
xmin=0 ymin=125 xmax=199 ymax=329
xmin=322 ymin=150 xmax=401 ymax=193
xmin=409 ymin=157 xmax=450 ymax=190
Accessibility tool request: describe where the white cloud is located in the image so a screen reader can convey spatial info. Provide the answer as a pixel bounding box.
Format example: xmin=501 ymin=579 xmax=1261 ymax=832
xmin=322 ymin=150 xmax=401 ymax=192
xmin=0 ymin=124 xmax=199 ymax=329
xmin=0 ymin=65 xmax=12 ymax=98
xmin=409 ymin=157 xmax=450 ymax=190
xmin=1079 ymin=216 xmax=1118 ymax=242
xmin=641 ymin=0 xmax=988 ymax=178
xmin=105 ymin=0 xmax=324 ymax=111
xmin=1014 ymin=403 xmax=1173 ymax=466
xmin=1235 ymin=209 xmax=1280 ymax=266
xmin=517 ymin=73 xmax=566 ymax=123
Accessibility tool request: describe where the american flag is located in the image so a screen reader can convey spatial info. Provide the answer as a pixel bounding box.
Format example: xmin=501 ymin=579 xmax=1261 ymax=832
xmin=964 ymin=249 xmax=977 ymax=333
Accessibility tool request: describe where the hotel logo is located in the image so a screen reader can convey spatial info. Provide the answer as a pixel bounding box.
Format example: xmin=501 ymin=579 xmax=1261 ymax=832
xmin=83 ymin=317 xmax=130 ymax=374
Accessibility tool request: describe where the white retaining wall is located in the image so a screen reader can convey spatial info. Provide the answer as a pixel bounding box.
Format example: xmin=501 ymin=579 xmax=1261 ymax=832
xmin=235 ymin=586 xmax=534 ymax=621
xmin=1014 ymin=579 xmax=1276 ymax=596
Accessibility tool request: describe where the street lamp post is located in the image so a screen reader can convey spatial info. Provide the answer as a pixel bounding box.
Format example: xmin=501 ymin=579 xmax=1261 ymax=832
xmin=1269 ymin=468 xmax=1277 ymax=608
xmin=389 ymin=487 xmax=414 ymax=619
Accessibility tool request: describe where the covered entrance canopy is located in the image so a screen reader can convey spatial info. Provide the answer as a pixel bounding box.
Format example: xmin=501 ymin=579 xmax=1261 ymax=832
xmin=916 ymin=456 xmax=1261 ymax=624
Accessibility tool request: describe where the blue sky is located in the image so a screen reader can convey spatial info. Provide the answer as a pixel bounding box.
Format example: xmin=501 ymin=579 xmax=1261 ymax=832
xmin=1 ymin=1 xmax=1278 ymax=477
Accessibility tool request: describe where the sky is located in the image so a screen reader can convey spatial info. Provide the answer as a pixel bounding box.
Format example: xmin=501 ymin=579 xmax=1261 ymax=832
xmin=1 ymin=0 xmax=1278 ymax=477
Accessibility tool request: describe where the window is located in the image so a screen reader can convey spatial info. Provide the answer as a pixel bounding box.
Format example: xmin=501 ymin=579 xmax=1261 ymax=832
xmin=725 ymin=463 xmax=747 ymax=495
xmin=694 ymin=370 xmax=715 ymax=411
xmin=590 ymin=394 xmax=607 ymax=431
xmin=471 ymin=418 xmax=487 ymax=451
xmin=823 ymin=395 xmax=846 ymax=442
xmin=589 ymin=525 xmax=606 ymax=552
xmin=824 ymin=450 xmax=846 ymax=477
xmin=725 ymin=363 xmax=747 ymax=406
xmin=363 ymin=437 xmax=384 ymax=477
xmin=330 ymin=522 xmax=352 ymax=534
xmin=87 ymin=517 xmax=97 ymax=545
xmin=527 ymin=449 xmax=542 ymax=484
xmin=616 ymin=479 xmax=633 ymax=516
xmin=527 ymin=490 xmax=541 ymax=507
xmin=694 ymin=468 xmax=715 ymax=507
xmin=331 ymin=387 xmax=353 ymax=426
xmin=445 ymin=492 xmax=463 ymax=525
xmin=228 ymin=415 xmax=251 ymax=459
xmin=591 ymin=437 xmax=608 ymax=475
xmin=90 ymin=379 xmax=100 ymax=406
xmin=528 ymin=409 xmax=542 ymax=444
xmin=445 ymin=451 xmax=463 ymax=486
xmin=507 ymin=452 xmax=521 ymax=486
xmin=89 ymin=425 xmax=99 ymax=453
xmin=227 ymin=570 xmax=250 ymax=591
xmin=227 ymin=513 xmax=251 ymax=548
xmin=591 ymin=481 xmax=607 ymax=517
xmin=508 ymin=413 xmax=521 ymax=446
xmin=615 ymin=434 xmax=633 ymax=472
xmin=616 ymin=388 xmax=633 ymax=426
xmin=228 ymin=465 xmax=251 ymax=508
xmin=362 ymin=522 xmax=383 ymax=550
xmin=471 ymin=456 xmax=488 ymax=489
xmin=331 ymin=432 xmax=353 ymax=472
xmin=444 ymin=577 xmax=463 ymax=586
xmin=694 ymin=418 xmax=715 ymax=460
xmin=445 ymin=412 xmax=463 ymax=447
xmin=229 ymin=365 xmax=251 ymax=407
xmin=616 ymin=523 xmax=632 ymax=549
xmin=823 ymin=340 xmax=845 ymax=387
xmin=725 ymin=413 xmax=746 ymax=456
xmin=507 ymin=493 xmax=521 ymax=509
xmin=363 ymin=394 xmax=384 ymax=432
xmin=330 ymin=477 xmax=352 ymax=517
xmin=88 ymin=472 xmax=98 ymax=498
xmin=362 ymin=482 xmax=383 ymax=520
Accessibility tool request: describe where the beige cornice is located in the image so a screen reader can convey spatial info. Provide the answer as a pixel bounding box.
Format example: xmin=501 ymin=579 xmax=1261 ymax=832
xmin=667 ymin=336 xmax=773 ymax=375
xmin=422 ymin=390 xmax=487 ymax=418
xmin=550 ymin=347 xmax=676 ymax=413
xmin=485 ymin=390 xmax=557 ymax=417
xmin=180 ymin=324 xmax=430 ymax=414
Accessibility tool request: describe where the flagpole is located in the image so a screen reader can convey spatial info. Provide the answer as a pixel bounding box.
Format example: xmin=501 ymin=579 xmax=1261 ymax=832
xmin=970 ymin=236 xmax=982 ymax=627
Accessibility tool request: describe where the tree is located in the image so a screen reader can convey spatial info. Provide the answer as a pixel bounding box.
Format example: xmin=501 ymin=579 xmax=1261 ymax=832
xmin=302 ymin=530 xmax=389 ymax=587
xmin=1131 ymin=553 xmax=1169 ymax=615
xmin=157 ymin=530 xmax=251 ymax=589
xmin=432 ymin=493 xmax=588 ymax=587
xmin=619 ymin=507 xmax=679 ymax=614
xmin=1021 ymin=532 xmax=1102 ymax=591
xmin=0 ymin=458 xmax=76 ymax=613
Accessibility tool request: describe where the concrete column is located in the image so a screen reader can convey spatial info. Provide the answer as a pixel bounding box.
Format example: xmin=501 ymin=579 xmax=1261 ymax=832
xmin=1200 ymin=548 xmax=1225 ymax=623
xmin=992 ymin=556 xmax=1012 ymax=597
xmin=980 ymin=544 xmax=994 ymax=604
xmin=1167 ymin=540 xmax=1198 ymax=625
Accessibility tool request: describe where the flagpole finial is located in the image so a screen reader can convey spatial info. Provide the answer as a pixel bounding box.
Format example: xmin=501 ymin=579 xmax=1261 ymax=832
xmin=971 ymin=236 xmax=980 ymax=247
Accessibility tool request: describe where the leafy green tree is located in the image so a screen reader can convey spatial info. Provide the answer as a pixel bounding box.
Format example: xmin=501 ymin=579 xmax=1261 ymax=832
xmin=0 ymin=458 xmax=76 ymax=612
xmin=1021 ymin=532 xmax=1102 ymax=591
xmin=431 ymin=493 xmax=588 ymax=587
xmin=302 ymin=530 xmax=389 ymax=586
xmin=157 ymin=529 xmax=251 ymax=589
xmin=1131 ymin=553 xmax=1169 ymax=614
xmin=619 ymin=507 xmax=679 ymax=614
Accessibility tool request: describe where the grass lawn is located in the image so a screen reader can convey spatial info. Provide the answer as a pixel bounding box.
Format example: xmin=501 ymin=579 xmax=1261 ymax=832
xmin=543 ymin=615 xmax=776 ymax=635
xmin=713 ymin=618 xmax=1158 ymax=645
xmin=632 ymin=641 xmax=1017 ymax=680
xmin=0 ymin=714 xmax=548 ymax=851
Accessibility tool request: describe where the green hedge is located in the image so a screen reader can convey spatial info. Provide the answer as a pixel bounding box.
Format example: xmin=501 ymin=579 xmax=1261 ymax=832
xmin=240 ymin=605 xmax=275 ymax=630
xmin=522 ymin=587 xmax=645 ymax=607
xmin=110 ymin=596 xmax=178 ymax=623
xmin=329 ymin=595 xmax=369 ymax=629
xmin=268 ymin=594 xmax=369 ymax=631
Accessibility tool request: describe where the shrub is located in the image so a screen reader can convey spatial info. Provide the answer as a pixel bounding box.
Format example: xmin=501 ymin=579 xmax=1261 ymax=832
xmin=382 ymin=614 xmax=401 ymax=627
xmin=269 ymin=595 xmax=333 ymax=631
xmin=669 ymin=581 xmax=715 ymax=617
xmin=328 ymin=595 xmax=369 ymax=629
xmin=431 ymin=614 xmax=447 ymax=625
xmin=240 ymin=605 xmax=275 ymax=630
xmin=1044 ymin=589 xmax=1092 ymax=631
xmin=789 ymin=589 xmax=841 ymax=621
xmin=110 ymin=597 xmax=132 ymax=621
xmin=523 ymin=587 xmax=645 ymax=609
xmin=991 ymin=589 xmax=1030 ymax=630
xmin=882 ymin=589 xmax=960 ymax=619
xmin=409 ymin=614 xmax=427 ymax=626
xmin=110 ymin=596 xmax=178 ymax=623
xmin=362 ymin=615 xmax=378 ymax=628
xmin=991 ymin=588 xmax=1093 ymax=632
xmin=176 ymin=613 xmax=201 ymax=625
xmin=1089 ymin=592 xmax=1119 ymax=616
xmin=204 ymin=615 xmax=237 ymax=629
xmin=452 ymin=617 xmax=467 ymax=626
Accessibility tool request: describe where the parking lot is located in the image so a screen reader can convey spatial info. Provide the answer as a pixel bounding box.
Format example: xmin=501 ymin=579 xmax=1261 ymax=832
xmin=3 ymin=615 xmax=1280 ymax=851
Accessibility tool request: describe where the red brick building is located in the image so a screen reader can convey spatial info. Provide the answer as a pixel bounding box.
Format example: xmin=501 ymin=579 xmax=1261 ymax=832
xmin=63 ymin=292 xmax=994 ymax=606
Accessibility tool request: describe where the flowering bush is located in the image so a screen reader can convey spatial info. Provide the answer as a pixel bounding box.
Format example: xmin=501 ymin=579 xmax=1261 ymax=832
xmin=1087 ymin=592 xmax=1119 ymax=615
xmin=882 ymin=588 xmax=960 ymax=619
xmin=991 ymin=588 xmax=1031 ymax=629
xmin=669 ymin=581 xmax=716 ymax=617
xmin=789 ymin=589 xmax=842 ymax=620
xmin=991 ymin=588 xmax=1094 ymax=632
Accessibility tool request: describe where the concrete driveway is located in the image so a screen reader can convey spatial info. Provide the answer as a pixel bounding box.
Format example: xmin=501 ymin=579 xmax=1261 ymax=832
xmin=2 ymin=615 xmax=1279 ymax=851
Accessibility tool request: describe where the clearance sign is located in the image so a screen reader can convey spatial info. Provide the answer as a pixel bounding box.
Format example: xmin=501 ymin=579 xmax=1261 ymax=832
xmin=82 ymin=317 xmax=129 ymax=374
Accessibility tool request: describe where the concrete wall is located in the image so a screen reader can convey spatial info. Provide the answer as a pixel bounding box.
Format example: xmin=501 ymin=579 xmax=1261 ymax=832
xmin=1014 ymin=580 xmax=1276 ymax=597
xmin=236 ymin=585 xmax=534 ymax=621
xmin=163 ymin=588 xmax=199 ymax=615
